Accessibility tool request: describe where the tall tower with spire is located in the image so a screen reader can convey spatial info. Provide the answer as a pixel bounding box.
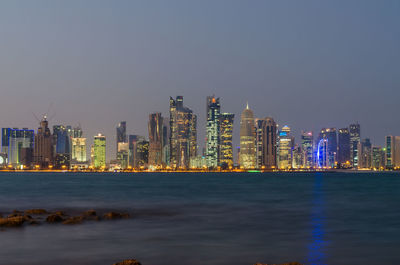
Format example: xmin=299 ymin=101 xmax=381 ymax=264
xmin=239 ymin=102 xmax=256 ymax=169
xmin=33 ymin=116 xmax=53 ymax=168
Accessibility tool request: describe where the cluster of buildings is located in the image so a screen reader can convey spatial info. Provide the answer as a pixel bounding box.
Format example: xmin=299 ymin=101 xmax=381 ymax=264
xmin=1 ymin=95 xmax=399 ymax=171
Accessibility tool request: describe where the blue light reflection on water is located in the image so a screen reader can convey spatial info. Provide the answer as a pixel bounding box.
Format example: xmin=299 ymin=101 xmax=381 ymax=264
xmin=308 ymin=173 xmax=327 ymax=265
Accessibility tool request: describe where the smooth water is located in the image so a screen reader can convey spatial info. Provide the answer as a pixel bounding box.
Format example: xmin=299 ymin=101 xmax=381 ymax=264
xmin=0 ymin=172 xmax=399 ymax=265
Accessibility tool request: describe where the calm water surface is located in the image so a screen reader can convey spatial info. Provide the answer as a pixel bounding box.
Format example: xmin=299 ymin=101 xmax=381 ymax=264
xmin=0 ymin=172 xmax=399 ymax=265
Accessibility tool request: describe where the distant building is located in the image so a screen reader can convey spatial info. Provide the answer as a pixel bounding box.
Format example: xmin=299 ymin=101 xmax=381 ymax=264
xmin=162 ymin=118 xmax=170 ymax=166
xmin=117 ymin=142 xmax=129 ymax=169
xmin=148 ymin=113 xmax=164 ymax=167
xmin=205 ymin=96 xmax=221 ymax=168
xmin=136 ymin=137 xmax=149 ymax=168
xmin=358 ymin=138 xmax=372 ymax=169
xmin=219 ymin=113 xmax=234 ymax=168
xmin=190 ymin=155 xmax=207 ymax=169
xmin=372 ymin=146 xmax=385 ymax=169
xmin=255 ymin=118 xmax=265 ymax=169
xmin=53 ymin=125 xmax=71 ymax=169
xmin=292 ymin=144 xmax=303 ymax=169
xmin=169 ymin=96 xmax=197 ymax=168
xmin=277 ymin=125 xmax=293 ymax=169
xmin=317 ymin=138 xmax=329 ymax=168
xmin=301 ymin=131 xmax=313 ymax=168
xmin=116 ymin=121 xmax=127 ymax=160
xmin=5 ymin=128 xmax=34 ymax=168
xmin=72 ymin=137 xmax=87 ymax=162
xmin=338 ymin=128 xmax=351 ymax=166
xmin=239 ymin=103 xmax=256 ymax=169
xmin=33 ymin=117 xmax=53 ymax=168
xmin=93 ymin=134 xmax=106 ymax=169
xmin=262 ymin=117 xmax=277 ymax=169
xmin=319 ymin=128 xmax=337 ymax=168
xmin=385 ymin=135 xmax=400 ymax=169
xmin=349 ymin=124 xmax=361 ymax=167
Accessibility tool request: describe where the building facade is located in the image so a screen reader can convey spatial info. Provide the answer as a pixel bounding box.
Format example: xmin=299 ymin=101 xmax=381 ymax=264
xmin=205 ymin=96 xmax=220 ymax=168
xmin=239 ymin=103 xmax=256 ymax=169
xmin=148 ymin=113 xmax=164 ymax=167
xmin=277 ymin=125 xmax=293 ymax=169
xmin=219 ymin=113 xmax=234 ymax=168
xmin=338 ymin=128 xmax=350 ymax=166
xmin=349 ymin=124 xmax=361 ymax=167
xmin=301 ymin=131 xmax=313 ymax=168
xmin=33 ymin=117 xmax=53 ymax=168
xmin=93 ymin=134 xmax=106 ymax=169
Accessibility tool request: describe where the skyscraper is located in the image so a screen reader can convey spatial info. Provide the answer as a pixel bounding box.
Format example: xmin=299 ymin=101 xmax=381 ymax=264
xmin=255 ymin=118 xmax=265 ymax=169
xmin=148 ymin=113 xmax=164 ymax=167
xmin=301 ymin=131 xmax=313 ymax=168
xmin=239 ymin=103 xmax=256 ymax=169
xmin=169 ymin=96 xmax=197 ymax=168
xmin=385 ymin=135 xmax=400 ymax=169
xmin=338 ymin=128 xmax=350 ymax=165
xmin=358 ymin=138 xmax=372 ymax=169
xmin=205 ymin=96 xmax=221 ymax=168
xmin=349 ymin=124 xmax=361 ymax=167
xmin=72 ymin=137 xmax=87 ymax=162
xmin=33 ymin=116 xmax=53 ymax=168
xmin=7 ymin=128 xmax=34 ymax=168
xmin=277 ymin=125 xmax=293 ymax=169
xmin=116 ymin=121 xmax=127 ymax=158
xmin=262 ymin=117 xmax=277 ymax=169
xmin=319 ymin=128 xmax=337 ymax=168
xmin=93 ymin=134 xmax=106 ymax=169
xmin=219 ymin=113 xmax=234 ymax=168
xmin=372 ymin=146 xmax=385 ymax=169
xmin=53 ymin=125 xmax=71 ymax=169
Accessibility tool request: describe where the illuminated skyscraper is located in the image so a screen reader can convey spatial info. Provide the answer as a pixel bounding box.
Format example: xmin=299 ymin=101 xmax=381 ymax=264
xmin=358 ymin=138 xmax=372 ymax=169
xmin=319 ymin=128 xmax=337 ymax=168
xmin=33 ymin=116 xmax=53 ymax=168
xmin=301 ymin=131 xmax=313 ymax=168
xmin=6 ymin=128 xmax=34 ymax=168
xmin=239 ymin=103 xmax=256 ymax=169
xmin=219 ymin=113 xmax=234 ymax=168
xmin=93 ymin=134 xmax=106 ymax=169
xmin=148 ymin=113 xmax=164 ymax=167
xmin=205 ymin=96 xmax=220 ymax=168
xmin=72 ymin=137 xmax=87 ymax=162
xmin=338 ymin=128 xmax=350 ymax=165
xmin=349 ymin=123 xmax=360 ymax=167
xmin=317 ymin=138 xmax=329 ymax=168
xmin=169 ymin=96 xmax=197 ymax=168
xmin=162 ymin=118 xmax=170 ymax=166
xmin=292 ymin=144 xmax=303 ymax=169
xmin=53 ymin=125 xmax=71 ymax=169
xmin=262 ymin=117 xmax=277 ymax=169
xmin=255 ymin=118 xmax=265 ymax=168
xmin=116 ymin=121 xmax=127 ymax=158
xmin=372 ymin=146 xmax=385 ymax=169
xmin=385 ymin=135 xmax=400 ymax=169
xmin=136 ymin=137 xmax=149 ymax=168
xmin=277 ymin=125 xmax=293 ymax=169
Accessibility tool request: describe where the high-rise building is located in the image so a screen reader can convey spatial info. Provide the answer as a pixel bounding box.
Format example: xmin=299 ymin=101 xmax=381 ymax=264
xmin=219 ymin=113 xmax=234 ymax=168
xmin=205 ymin=96 xmax=221 ymax=168
xmin=162 ymin=118 xmax=170 ymax=166
xmin=385 ymin=135 xmax=400 ymax=169
xmin=262 ymin=117 xmax=277 ymax=169
xmin=358 ymin=138 xmax=372 ymax=169
xmin=93 ymin=134 xmax=106 ymax=169
xmin=239 ymin=103 xmax=256 ymax=169
xmin=33 ymin=116 xmax=53 ymax=168
xmin=148 ymin=113 xmax=164 ymax=167
xmin=277 ymin=125 xmax=293 ymax=169
xmin=116 ymin=121 xmax=127 ymax=159
xmin=72 ymin=126 xmax=83 ymax=138
xmin=1 ymin=128 xmax=12 ymax=155
xmin=169 ymin=96 xmax=197 ymax=168
xmin=338 ymin=128 xmax=351 ymax=165
xmin=349 ymin=124 xmax=361 ymax=167
xmin=128 ymin=135 xmax=138 ymax=168
xmin=292 ymin=144 xmax=303 ymax=169
xmin=319 ymin=128 xmax=337 ymax=168
xmin=6 ymin=128 xmax=34 ymax=168
xmin=72 ymin=137 xmax=87 ymax=162
xmin=136 ymin=137 xmax=149 ymax=168
xmin=255 ymin=118 xmax=265 ymax=169
xmin=372 ymin=146 xmax=385 ymax=169
xmin=317 ymin=138 xmax=329 ymax=168
xmin=301 ymin=131 xmax=313 ymax=168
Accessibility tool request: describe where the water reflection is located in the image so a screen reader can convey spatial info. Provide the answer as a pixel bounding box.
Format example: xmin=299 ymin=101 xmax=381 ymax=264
xmin=308 ymin=173 xmax=327 ymax=265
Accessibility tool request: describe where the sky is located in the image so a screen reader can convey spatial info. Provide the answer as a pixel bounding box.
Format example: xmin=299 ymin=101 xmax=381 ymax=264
xmin=0 ymin=0 xmax=399 ymax=161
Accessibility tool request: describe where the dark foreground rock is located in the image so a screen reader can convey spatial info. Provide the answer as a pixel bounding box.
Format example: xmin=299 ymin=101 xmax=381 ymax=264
xmin=46 ymin=214 xmax=65 ymax=223
xmin=113 ymin=259 xmax=141 ymax=265
xmin=0 ymin=216 xmax=25 ymax=227
xmin=254 ymin=262 xmax=302 ymax=265
xmin=103 ymin=212 xmax=130 ymax=220
xmin=25 ymin=209 xmax=48 ymax=215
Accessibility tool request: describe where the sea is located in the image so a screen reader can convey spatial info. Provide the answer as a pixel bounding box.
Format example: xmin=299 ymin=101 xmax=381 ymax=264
xmin=0 ymin=172 xmax=399 ymax=265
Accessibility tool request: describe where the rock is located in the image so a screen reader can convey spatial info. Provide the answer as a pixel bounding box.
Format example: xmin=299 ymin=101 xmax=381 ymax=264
xmin=254 ymin=263 xmax=303 ymax=265
xmin=46 ymin=214 xmax=65 ymax=223
xmin=0 ymin=216 xmax=25 ymax=227
xmin=25 ymin=209 xmax=48 ymax=215
xmin=113 ymin=259 xmax=141 ymax=265
xmin=83 ymin=209 xmax=97 ymax=216
xmin=81 ymin=210 xmax=100 ymax=221
xmin=62 ymin=216 xmax=84 ymax=225
xmin=54 ymin=211 xmax=66 ymax=216
xmin=103 ymin=212 xmax=130 ymax=220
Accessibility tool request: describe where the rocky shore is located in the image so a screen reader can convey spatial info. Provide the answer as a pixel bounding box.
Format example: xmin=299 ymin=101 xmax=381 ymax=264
xmin=0 ymin=208 xmax=130 ymax=229
xmin=112 ymin=261 xmax=302 ymax=265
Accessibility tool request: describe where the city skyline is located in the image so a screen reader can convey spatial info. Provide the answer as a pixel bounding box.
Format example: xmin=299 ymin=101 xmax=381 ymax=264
xmin=0 ymin=1 xmax=399 ymax=160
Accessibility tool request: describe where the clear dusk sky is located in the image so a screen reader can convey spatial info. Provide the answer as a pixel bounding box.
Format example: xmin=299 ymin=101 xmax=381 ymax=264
xmin=0 ymin=0 xmax=399 ymax=161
